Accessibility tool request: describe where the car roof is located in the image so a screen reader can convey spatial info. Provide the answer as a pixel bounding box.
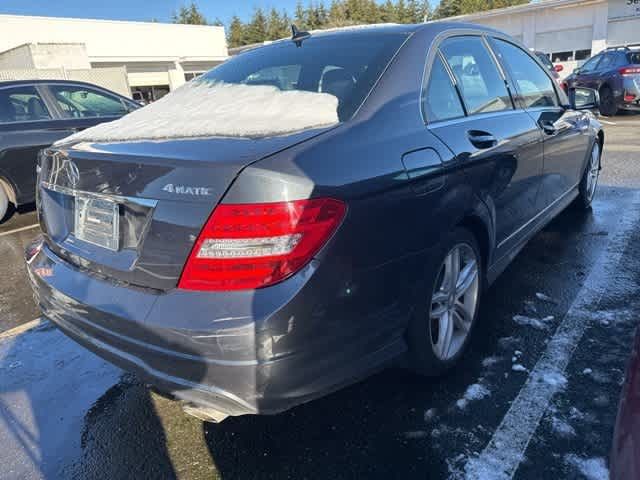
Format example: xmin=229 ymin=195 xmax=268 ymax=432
xmin=237 ymin=22 xmax=508 ymax=56
xmin=0 ymin=79 xmax=119 ymax=91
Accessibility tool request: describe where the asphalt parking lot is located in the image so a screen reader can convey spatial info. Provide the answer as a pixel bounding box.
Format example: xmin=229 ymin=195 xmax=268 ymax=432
xmin=1 ymin=115 xmax=640 ymax=480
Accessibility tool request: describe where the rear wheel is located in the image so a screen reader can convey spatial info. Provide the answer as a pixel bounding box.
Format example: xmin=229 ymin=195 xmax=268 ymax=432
xmin=408 ymin=228 xmax=482 ymax=376
xmin=599 ymin=86 xmax=618 ymax=117
xmin=576 ymin=141 xmax=601 ymax=209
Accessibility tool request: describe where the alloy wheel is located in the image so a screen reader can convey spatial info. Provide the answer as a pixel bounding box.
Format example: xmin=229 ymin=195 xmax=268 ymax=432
xmin=586 ymin=142 xmax=600 ymax=202
xmin=429 ymin=243 xmax=479 ymax=361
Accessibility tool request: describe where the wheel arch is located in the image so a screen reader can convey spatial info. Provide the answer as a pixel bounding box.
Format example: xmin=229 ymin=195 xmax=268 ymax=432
xmin=458 ymin=213 xmax=492 ymax=284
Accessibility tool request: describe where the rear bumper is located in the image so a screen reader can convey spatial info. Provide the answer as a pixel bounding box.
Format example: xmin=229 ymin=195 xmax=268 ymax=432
xmin=26 ymin=237 xmax=406 ymax=417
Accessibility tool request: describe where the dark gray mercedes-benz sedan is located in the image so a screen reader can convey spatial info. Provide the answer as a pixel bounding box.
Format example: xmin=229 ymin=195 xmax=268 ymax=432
xmin=26 ymin=23 xmax=603 ymax=422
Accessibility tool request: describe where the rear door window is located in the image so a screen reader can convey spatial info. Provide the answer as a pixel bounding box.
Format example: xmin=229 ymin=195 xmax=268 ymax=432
xmin=0 ymin=86 xmax=51 ymax=123
xmin=579 ymin=55 xmax=602 ymax=74
xmin=423 ymin=55 xmax=465 ymax=122
xmin=49 ymin=84 xmax=129 ymax=118
xmin=491 ymin=38 xmax=558 ymax=109
xmin=439 ymin=36 xmax=513 ymax=115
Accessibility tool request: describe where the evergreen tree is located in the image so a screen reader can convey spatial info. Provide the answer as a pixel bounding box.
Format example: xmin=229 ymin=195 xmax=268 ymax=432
xmin=245 ymin=7 xmax=268 ymax=44
xmin=172 ymin=1 xmax=208 ymax=25
xmin=227 ymin=15 xmax=245 ymax=47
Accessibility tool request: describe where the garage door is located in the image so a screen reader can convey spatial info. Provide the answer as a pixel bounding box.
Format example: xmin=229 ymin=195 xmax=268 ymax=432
xmin=535 ymin=27 xmax=593 ymax=54
xmin=608 ymin=18 xmax=640 ymax=46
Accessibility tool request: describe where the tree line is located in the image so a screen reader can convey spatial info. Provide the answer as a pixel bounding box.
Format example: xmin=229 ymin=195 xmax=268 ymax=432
xmin=171 ymin=0 xmax=529 ymax=48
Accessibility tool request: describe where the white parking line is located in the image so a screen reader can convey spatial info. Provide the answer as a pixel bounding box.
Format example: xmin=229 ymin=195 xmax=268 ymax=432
xmin=0 ymin=318 xmax=44 ymax=341
xmin=0 ymin=223 xmax=39 ymax=238
xmin=458 ymin=191 xmax=640 ymax=480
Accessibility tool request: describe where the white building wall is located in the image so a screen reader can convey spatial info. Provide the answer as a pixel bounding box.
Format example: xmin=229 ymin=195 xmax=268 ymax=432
xmin=0 ymin=15 xmax=227 ymax=62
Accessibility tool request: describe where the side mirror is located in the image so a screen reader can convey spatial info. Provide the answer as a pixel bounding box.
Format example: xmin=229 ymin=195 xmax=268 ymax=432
xmin=568 ymin=87 xmax=599 ymax=110
xmin=554 ymin=64 xmax=564 ymax=72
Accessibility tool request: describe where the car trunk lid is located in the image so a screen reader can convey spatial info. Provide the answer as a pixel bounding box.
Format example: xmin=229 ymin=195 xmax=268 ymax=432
xmin=37 ymin=129 xmax=331 ymax=291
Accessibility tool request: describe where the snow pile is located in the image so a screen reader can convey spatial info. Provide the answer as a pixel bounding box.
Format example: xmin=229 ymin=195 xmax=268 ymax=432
xmin=57 ymin=81 xmax=339 ymax=144
xmin=513 ymin=315 xmax=550 ymax=330
xmin=512 ymin=364 xmax=527 ymax=372
xmin=535 ymin=292 xmax=557 ymax=303
xmin=551 ymin=417 xmax=576 ymax=438
xmin=564 ymin=455 xmax=608 ymax=480
xmin=456 ymin=383 xmax=490 ymax=409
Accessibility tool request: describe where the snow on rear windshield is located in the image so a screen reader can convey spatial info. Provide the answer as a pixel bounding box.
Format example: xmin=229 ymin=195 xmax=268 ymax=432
xmin=59 ymin=32 xmax=408 ymax=144
xmin=58 ymin=82 xmax=339 ymax=143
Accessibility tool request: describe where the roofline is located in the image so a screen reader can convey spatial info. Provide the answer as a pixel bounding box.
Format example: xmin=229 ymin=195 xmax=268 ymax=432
xmin=430 ymin=0 xmax=606 ymax=22
xmin=0 ymin=13 xmax=225 ymax=30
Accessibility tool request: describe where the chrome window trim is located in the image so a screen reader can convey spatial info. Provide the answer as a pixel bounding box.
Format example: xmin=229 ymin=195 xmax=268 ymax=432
xmin=420 ymin=30 xmax=516 ymax=125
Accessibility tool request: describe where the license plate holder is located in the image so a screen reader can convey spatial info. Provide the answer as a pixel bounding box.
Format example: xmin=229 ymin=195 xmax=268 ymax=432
xmin=74 ymin=194 xmax=119 ymax=251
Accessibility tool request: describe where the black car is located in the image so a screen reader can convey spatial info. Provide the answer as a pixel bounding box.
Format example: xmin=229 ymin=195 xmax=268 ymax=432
xmin=27 ymin=23 xmax=603 ymax=422
xmin=0 ymin=80 xmax=139 ymax=220
xmin=564 ymin=44 xmax=640 ymax=116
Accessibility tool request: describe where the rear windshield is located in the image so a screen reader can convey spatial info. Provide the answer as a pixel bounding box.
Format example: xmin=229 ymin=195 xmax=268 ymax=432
xmin=200 ymin=32 xmax=409 ymax=121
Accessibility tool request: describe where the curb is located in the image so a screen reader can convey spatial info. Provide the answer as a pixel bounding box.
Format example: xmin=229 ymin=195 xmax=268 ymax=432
xmin=0 ymin=318 xmax=45 ymax=341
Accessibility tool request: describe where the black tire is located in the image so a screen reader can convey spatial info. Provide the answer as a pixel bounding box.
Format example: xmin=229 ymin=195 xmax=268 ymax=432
xmin=599 ymin=86 xmax=618 ymax=117
xmin=575 ymin=140 xmax=601 ymax=210
xmin=407 ymin=227 xmax=483 ymax=376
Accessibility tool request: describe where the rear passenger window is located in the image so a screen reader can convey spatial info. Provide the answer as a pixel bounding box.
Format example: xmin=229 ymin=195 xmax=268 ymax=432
xmin=0 ymin=86 xmax=51 ymax=123
xmin=424 ymin=55 xmax=464 ymax=122
xmin=439 ymin=36 xmax=512 ymax=115
xmin=491 ymin=39 xmax=558 ymax=109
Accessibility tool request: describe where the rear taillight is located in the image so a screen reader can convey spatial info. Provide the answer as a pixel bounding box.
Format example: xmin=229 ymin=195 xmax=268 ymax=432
xmin=624 ymin=93 xmax=637 ymax=102
xmin=178 ymin=198 xmax=346 ymax=291
xmin=619 ymin=67 xmax=640 ymax=76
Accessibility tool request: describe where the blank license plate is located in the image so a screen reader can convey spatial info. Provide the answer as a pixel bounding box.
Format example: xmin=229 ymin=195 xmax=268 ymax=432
xmin=74 ymin=195 xmax=119 ymax=251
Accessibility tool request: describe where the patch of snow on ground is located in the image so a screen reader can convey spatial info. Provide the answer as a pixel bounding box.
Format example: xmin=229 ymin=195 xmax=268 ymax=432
xmin=512 ymin=364 xmax=527 ymax=372
xmin=551 ymin=416 xmax=576 ymax=438
xmin=482 ymin=356 xmax=501 ymax=368
xmin=539 ymin=371 xmax=568 ymax=388
xmin=564 ymin=455 xmax=608 ymax=480
xmin=513 ymin=315 xmax=548 ymax=330
xmin=424 ymin=408 xmax=437 ymax=423
xmin=456 ymin=383 xmax=490 ymax=409
xmin=58 ymin=82 xmax=339 ymax=144
xmin=536 ymin=292 xmax=557 ymax=303
xmin=583 ymin=368 xmax=593 ymax=375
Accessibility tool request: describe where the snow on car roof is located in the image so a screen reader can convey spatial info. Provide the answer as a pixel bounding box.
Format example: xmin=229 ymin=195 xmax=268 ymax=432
xmin=56 ymin=81 xmax=339 ymax=144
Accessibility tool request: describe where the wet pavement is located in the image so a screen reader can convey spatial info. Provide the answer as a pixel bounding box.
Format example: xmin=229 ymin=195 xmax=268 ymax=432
xmin=2 ymin=116 xmax=640 ymax=479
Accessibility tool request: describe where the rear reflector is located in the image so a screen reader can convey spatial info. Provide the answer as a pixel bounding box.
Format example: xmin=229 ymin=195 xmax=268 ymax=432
xmin=178 ymin=198 xmax=346 ymax=291
xmin=619 ymin=67 xmax=640 ymax=76
xmin=624 ymin=93 xmax=637 ymax=102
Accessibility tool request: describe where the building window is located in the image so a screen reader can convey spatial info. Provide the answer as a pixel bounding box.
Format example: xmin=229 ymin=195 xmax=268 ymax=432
xmin=551 ymin=51 xmax=574 ymax=62
xmin=574 ymin=49 xmax=592 ymax=61
xmin=131 ymin=85 xmax=170 ymax=104
xmin=185 ymin=72 xmax=205 ymax=82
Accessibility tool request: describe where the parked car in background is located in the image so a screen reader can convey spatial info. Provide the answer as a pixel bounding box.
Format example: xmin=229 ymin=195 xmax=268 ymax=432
xmin=564 ymin=44 xmax=640 ymax=116
xmin=611 ymin=327 xmax=640 ymax=480
xmin=0 ymin=80 xmax=139 ymax=221
xmin=26 ymin=23 xmax=603 ymax=423
xmin=533 ymin=50 xmax=564 ymax=85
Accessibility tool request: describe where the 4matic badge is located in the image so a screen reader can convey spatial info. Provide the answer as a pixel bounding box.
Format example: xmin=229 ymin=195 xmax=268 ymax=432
xmin=162 ymin=184 xmax=212 ymax=196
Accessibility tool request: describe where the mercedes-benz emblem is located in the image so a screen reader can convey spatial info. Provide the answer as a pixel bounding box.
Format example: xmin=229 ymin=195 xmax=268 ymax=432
xmin=64 ymin=160 xmax=80 ymax=188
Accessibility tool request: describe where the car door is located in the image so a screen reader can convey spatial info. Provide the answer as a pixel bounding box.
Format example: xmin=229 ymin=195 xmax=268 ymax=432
xmin=41 ymin=82 xmax=136 ymax=133
xmin=489 ymin=37 xmax=591 ymax=211
xmin=568 ymin=54 xmax=603 ymax=90
xmin=0 ymin=84 xmax=71 ymax=205
xmin=424 ymin=35 xmax=544 ymax=255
